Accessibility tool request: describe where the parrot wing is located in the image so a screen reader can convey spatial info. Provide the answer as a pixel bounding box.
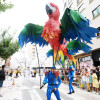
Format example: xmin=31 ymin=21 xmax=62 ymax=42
xmin=60 ymin=8 xmax=98 ymax=43
xmin=67 ymin=40 xmax=92 ymax=55
xmin=60 ymin=8 xmax=98 ymax=53
xmin=18 ymin=23 xmax=48 ymax=48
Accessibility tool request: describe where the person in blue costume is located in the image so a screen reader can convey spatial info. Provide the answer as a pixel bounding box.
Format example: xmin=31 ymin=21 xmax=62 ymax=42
xmin=67 ymin=66 xmax=75 ymax=94
xmin=41 ymin=66 xmax=61 ymax=100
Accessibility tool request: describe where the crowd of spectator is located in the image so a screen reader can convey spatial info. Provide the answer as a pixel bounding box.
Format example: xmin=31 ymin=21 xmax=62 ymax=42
xmin=60 ymin=65 xmax=100 ymax=95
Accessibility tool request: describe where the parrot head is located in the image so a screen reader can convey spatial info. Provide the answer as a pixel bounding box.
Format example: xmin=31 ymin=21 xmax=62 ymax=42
xmin=46 ymin=3 xmax=60 ymax=20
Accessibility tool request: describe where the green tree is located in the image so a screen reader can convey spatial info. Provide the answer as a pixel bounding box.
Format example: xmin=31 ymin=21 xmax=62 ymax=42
xmin=0 ymin=0 xmax=14 ymax=12
xmin=0 ymin=29 xmax=20 ymax=64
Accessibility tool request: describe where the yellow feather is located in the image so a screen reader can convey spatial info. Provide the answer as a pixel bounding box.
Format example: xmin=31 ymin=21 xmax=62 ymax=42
xmin=71 ymin=56 xmax=76 ymax=65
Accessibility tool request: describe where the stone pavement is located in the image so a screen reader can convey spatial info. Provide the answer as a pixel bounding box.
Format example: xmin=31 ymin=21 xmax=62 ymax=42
xmin=0 ymin=75 xmax=100 ymax=100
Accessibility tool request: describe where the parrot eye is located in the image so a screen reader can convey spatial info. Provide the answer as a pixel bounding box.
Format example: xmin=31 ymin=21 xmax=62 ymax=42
xmin=46 ymin=3 xmax=56 ymax=15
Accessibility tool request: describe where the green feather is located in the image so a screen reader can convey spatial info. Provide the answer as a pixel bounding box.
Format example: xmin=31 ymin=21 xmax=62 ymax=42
xmin=21 ymin=23 xmax=43 ymax=37
xmin=60 ymin=8 xmax=86 ymax=35
xmin=61 ymin=54 xmax=64 ymax=64
xmin=78 ymin=13 xmax=87 ymax=21
xmin=70 ymin=9 xmax=81 ymax=23
xmin=67 ymin=40 xmax=85 ymax=50
xmin=61 ymin=8 xmax=73 ymax=34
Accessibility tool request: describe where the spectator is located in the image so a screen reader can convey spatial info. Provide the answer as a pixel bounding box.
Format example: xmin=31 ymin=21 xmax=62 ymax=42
xmin=89 ymin=72 xmax=93 ymax=91
xmin=85 ymin=68 xmax=88 ymax=74
xmin=86 ymin=72 xmax=90 ymax=92
xmin=76 ymin=67 xmax=81 ymax=75
xmin=81 ymin=66 xmax=85 ymax=72
xmin=76 ymin=75 xmax=81 ymax=88
xmin=81 ymin=72 xmax=87 ymax=90
xmin=92 ymin=70 xmax=99 ymax=94
xmin=9 ymin=69 xmax=13 ymax=77
xmin=96 ymin=67 xmax=99 ymax=82
xmin=98 ymin=66 xmax=100 ymax=71
xmin=86 ymin=65 xmax=90 ymax=74
xmin=0 ymin=65 xmax=6 ymax=97
xmin=60 ymin=70 xmax=64 ymax=81
xmin=33 ymin=69 xmax=37 ymax=77
xmin=15 ymin=69 xmax=18 ymax=78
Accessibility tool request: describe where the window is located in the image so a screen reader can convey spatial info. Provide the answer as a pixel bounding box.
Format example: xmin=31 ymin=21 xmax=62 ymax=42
xmin=77 ymin=0 xmax=80 ymax=4
xmin=97 ymin=27 xmax=100 ymax=37
xmin=88 ymin=0 xmax=93 ymax=2
xmin=64 ymin=2 xmax=66 ymax=9
xmin=69 ymin=3 xmax=73 ymax=9
xmin=92 ymin=5 xmax=100 ymax=18
xmin=68 ymin=0 xmax=72 ymax=2
xmin=78 ymin=3 xmax=85 ymax=12
xmin=67 ymin=0 xmax=72 ymax=4
xmin=77 ymin=0 xmax=82 ymax=5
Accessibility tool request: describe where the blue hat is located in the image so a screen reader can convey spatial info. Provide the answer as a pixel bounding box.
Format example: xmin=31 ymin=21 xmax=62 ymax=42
xmin=69 ymin=66 xmax=72 ymax=70
xmin=51 ymin=66 xmax=56 ymax=70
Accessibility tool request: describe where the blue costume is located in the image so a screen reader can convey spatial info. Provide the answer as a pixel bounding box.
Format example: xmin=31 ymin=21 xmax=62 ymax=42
xmin=42 ymin=66 xmax=61 ymax=100
xmin=68 ymin=66 xmax=75 ymax=94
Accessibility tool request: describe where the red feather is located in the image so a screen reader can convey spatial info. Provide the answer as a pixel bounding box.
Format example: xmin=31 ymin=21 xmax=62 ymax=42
xmin=41 ymin=2 xmax=74 ymax=61
xmin=41 ymin=2 xmax=61 ymax=51
xmin=54 ymin=71 xmax=60 ymax=78
xmin=45 ymin=71 xmax=50 ymax=76
xmin=45 ymin=71 xmax=60 ymax=78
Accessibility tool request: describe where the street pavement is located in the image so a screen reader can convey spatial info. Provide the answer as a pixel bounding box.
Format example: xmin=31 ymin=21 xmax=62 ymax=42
xmin=0 ymin=75 xmax=100 ymax=100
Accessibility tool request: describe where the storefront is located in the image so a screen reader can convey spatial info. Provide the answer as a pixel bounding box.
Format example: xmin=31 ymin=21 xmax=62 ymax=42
xmin=92 ymin=49 xmax=100 ymax=67
xmin=75 ymin=48 xmax=100 ymax=69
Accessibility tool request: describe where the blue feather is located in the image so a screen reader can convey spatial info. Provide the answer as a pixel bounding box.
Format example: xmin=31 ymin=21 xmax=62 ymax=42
xmin=18 ymin=23 xmax=48 ymax=48
xmin=67 ymin=40 xmax=92 ymax=55
xmin=58 ymin=58 xmax=63 ymax=65
xmin=64 ymin=20 xmax=98 ymax=44
xmin=46 ymin=49 xmax=53 ymax=57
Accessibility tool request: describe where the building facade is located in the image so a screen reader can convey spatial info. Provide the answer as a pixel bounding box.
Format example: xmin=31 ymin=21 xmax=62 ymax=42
xmin=65 ymin=0 xmax=100 ymax=69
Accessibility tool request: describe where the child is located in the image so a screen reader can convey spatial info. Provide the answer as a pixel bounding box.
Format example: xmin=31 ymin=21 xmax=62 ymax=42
xmin=86 ymin=73 xmax=90 ymax=92
xmin=81 ymin=72 xmax=87 ymax=90
xmin=92 ymin=70 xmax=99 ymax=94
xmin=80 ymin=76 xmax=84 ymax=89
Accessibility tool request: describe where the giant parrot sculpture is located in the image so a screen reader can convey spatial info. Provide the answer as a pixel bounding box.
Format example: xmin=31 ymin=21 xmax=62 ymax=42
xmin=18 ymin=2 xmax=98 ymax=66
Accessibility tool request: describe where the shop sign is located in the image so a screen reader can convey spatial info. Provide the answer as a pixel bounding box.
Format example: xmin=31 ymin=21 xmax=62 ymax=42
xmin=78 ymin=56 xmax=91 ymax=62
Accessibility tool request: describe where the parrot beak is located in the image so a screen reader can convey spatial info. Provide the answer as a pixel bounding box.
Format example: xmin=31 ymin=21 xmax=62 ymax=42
xmin=46 ymin=4 xmax=52 ymax=15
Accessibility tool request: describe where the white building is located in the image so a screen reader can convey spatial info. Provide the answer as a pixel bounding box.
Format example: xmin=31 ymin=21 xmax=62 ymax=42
xmin=24 ymin=43 xmax=53 ymax=69
xmin=64 ymin=0 xmax=100 ymax=68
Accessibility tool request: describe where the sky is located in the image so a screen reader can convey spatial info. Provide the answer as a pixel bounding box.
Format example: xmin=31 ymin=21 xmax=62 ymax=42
xmin=0 ymin=0 xmax=64 ymax=68
xmin=0 ymin=0 xmax=64 ymax=38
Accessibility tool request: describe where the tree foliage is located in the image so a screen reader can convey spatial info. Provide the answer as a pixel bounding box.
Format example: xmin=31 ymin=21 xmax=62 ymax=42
xmin=0 ymin=29 xmax=20 ymax=62
xmin=0 ymin=0 xmax=14 ymax=12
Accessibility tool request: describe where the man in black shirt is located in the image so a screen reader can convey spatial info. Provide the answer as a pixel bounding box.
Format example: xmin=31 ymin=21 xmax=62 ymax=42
xmin=0 ymin=65 xmax=5 ymax=97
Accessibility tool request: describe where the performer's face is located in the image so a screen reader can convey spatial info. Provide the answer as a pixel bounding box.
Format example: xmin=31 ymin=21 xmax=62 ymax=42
xmin=52 ymin=69 xmax=56 ymax=73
